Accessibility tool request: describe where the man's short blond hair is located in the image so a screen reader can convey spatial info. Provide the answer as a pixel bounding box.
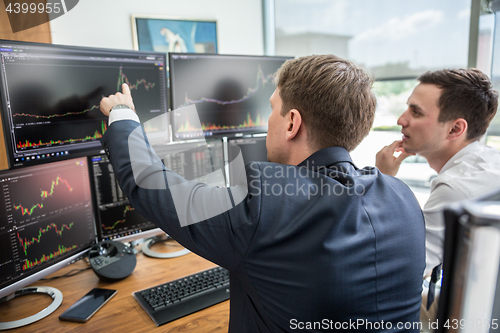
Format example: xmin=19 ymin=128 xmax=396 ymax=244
xmin=274 ymin=55 xmax=376 ymax=152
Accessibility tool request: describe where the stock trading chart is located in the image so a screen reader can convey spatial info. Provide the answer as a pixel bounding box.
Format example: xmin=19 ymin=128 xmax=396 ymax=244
xmin=170 ymin=54 xmax=290 ymax=139
xmin=0 ymin=158 xmax=95 ymax=282
xmin=0 ymin=42 xmax=168 ymax=167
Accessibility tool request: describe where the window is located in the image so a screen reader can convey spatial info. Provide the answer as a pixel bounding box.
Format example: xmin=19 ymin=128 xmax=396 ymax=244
xmin=275 ymin=0 xmax=471 ymax=79
xmin=275 ymin=0 xmax=473 ymax=169
xmin=371 ymin=79 xmax=418 ymax=130
xmin=486 ymin=12 xmax=500 ymax=149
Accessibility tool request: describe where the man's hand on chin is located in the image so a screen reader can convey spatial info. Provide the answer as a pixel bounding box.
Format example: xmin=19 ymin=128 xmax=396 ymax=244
xmin=376 ymin=140 xmax=412 ymax=176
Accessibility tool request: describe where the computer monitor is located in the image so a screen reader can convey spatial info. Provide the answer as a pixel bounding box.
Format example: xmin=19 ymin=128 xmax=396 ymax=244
xmin=436 ymin=189 xmax=500 ymax=332
xmin=169 ymin=53 xmax=292 ymax=140
xmin=227 ymin=136 xmax=268 ymax=186
xmin=89 ymin=139 xmax=225 ymax=258
xmin=0 ymin=40 xmax=168 ymax=169
xmin=89 ymin=154 xmax=161 ymax=242
xmin=156 ymin=139 xmax=226 ymax=188
xmin=0 ymin=156 xmax=97 ymax=326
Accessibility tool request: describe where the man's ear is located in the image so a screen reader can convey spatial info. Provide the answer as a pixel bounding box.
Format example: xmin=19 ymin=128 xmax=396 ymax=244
xmin=285 ymin=109 xmax=302 ymax=141
xmin=448 ymin=118 xmax=468 ymax=140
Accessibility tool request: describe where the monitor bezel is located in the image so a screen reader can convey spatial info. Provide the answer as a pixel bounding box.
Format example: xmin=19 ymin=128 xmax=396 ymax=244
xmin=0 ymin=39 xmax=168 ymax=170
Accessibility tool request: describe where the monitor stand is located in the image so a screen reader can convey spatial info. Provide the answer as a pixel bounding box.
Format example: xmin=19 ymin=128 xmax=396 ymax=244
xmin=142 ymin=234 xmax=190 ymax=259
xmin=0 ymin=286 xmax=63 ymax=330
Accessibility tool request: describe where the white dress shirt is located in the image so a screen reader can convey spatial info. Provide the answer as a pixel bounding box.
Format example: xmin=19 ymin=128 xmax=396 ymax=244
xmin=108 ymin=107 xmax=139 ymax=124
xmin=424 ymin=141 xmax=500 ymax=276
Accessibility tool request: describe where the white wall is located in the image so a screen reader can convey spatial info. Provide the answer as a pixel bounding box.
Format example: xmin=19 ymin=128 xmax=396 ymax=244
xmin=50 ymin=0 xmax=264 ymax=55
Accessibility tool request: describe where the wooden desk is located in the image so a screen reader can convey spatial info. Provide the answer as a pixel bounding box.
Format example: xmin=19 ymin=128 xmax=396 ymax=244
xmin=0 ymin=248 xmax=230 ymax=332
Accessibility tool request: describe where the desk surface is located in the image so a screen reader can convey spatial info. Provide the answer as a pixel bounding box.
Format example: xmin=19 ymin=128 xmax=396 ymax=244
xmin=0 ymin=244 xmax=229 ymax=332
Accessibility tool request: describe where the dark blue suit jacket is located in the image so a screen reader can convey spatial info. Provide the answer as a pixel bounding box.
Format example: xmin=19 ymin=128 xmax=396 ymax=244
xmin=102 ymin=120 xmax=425 ymax=332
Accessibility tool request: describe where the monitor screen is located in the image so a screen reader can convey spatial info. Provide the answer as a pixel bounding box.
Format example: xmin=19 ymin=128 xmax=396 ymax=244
xmin=227 ymin=136 xmax=268 ymax=186
xmin=0 ymin=40 xmax=168 ymax=169
xmin=89 ymin=154 xmax=160 ymax=242
xmin=0 ymin=157 xmax=96 ymax=299
xmin=156 ymin=139 xmax=226 ymax=188
xmin=169 ymin=53 xmax=292 ymax=140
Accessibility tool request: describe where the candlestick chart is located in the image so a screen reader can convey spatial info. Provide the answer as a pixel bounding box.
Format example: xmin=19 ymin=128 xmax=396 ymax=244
xmin=17 ymin=222 xmax=74 ymax=256
xmin=98 ymin=203 xmax=152 ymax=238
xmin=0 ymin=157 xmax=96 ymax=277
xmin=90 ymin=154 xmax=157 ymax=240
xmin=15 ymin=214 xmax=88 ymax=271
xmin=12 ymin=174 xmax=76 ymax=222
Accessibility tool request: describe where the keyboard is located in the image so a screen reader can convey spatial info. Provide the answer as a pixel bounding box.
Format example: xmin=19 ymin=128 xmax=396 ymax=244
xmin=132 ymin=266 xmax=230 ymax=326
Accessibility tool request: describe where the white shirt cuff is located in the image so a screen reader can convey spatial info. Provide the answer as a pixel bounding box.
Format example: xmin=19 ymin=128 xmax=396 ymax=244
xmin=108 ymin=108 xmax=140 ymax=125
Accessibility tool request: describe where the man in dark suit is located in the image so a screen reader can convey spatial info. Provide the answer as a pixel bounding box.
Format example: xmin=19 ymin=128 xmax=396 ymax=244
xmin=100 ymin=55 xmax=425 ymax=332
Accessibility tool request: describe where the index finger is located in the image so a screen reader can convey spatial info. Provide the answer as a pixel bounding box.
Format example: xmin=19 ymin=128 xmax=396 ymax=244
xmin=388 ymin=140 xmax=403 ymax=150
xmin=121 ymin=83 xmax=131 ymax=96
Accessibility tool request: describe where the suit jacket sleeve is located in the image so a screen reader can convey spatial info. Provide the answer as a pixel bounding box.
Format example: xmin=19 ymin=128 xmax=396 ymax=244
xmin=101 ymin=120 xmax=262 ymax=270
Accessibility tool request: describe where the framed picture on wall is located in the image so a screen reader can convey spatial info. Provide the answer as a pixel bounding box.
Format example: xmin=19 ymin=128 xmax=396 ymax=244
xmin=131 ymin=15 xmax=218 ymax=53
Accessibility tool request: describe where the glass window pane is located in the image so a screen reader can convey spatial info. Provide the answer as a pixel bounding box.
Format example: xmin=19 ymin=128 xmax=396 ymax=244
xmin=275 ymin=0 xmax=471 ymax=79
xmin=372 ymin=79 xmax=418 ymax=129
xmin=486 ymin=12 xmax=500 ymax=149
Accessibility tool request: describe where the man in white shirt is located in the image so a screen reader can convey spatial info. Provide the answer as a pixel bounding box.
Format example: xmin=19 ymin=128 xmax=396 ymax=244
xmin=376 ymin=68 xmax=499 ymax=276
xmin=376 ymin=68 xmax=500 ymax=328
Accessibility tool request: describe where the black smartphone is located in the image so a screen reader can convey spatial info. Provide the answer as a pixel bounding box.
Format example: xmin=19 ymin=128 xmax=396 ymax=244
xmin=59 ymin=288 xmax=117 ymax=322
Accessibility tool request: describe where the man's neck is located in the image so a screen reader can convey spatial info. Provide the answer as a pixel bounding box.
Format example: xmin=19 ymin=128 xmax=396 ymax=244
xmin=424 ymin=140 xmax=476 ymax=173
xmin=288 ymin=148 xmax=317 ymax=166
xmin=278 ymin=136 xmax=317 ymax=166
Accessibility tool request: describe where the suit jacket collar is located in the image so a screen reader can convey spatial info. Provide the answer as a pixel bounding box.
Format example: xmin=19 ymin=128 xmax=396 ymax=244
xmin=297 ymin=146 xmax=356 ymax=171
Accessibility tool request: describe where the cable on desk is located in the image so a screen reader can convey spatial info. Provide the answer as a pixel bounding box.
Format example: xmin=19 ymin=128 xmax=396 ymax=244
xmin=40 ymin=257 xmax=91 ymax=281
xmin=40 ymin=267 xmax=92 ymax=281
